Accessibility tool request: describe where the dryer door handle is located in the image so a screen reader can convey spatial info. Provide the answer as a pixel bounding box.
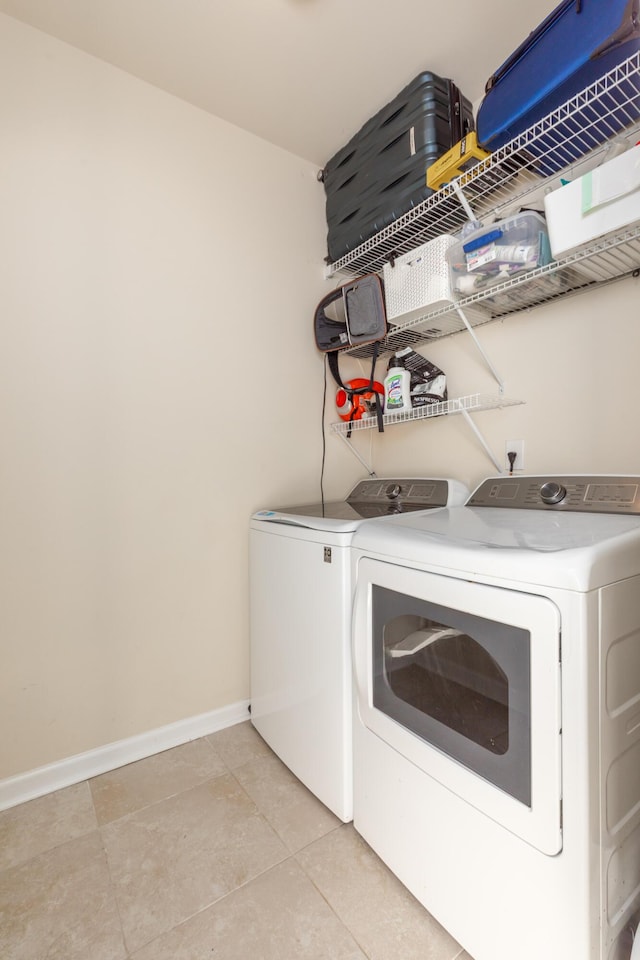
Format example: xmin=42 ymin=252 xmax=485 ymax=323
xmin=388 ymin=627 xmax=463 ymax=659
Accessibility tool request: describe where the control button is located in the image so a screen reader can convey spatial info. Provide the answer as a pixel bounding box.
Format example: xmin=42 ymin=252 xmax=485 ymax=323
xmin=386 ymin=483 xmax=402 ymax=499
xmin=540 ymin=481 xmax=567 ymax=505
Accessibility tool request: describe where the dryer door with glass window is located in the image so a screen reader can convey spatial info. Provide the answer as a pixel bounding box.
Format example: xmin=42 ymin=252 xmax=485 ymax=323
xmin=353 ymin=557 xmax=562 ymax=855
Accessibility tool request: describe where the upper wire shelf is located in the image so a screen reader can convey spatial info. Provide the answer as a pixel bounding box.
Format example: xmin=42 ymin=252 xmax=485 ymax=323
xmin=325 ymin=51 xmax=640 ymax=284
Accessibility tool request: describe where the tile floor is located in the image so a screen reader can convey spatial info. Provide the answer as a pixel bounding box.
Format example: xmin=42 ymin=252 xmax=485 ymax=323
xmin=0 ymin=722 xmax=474 ymax=960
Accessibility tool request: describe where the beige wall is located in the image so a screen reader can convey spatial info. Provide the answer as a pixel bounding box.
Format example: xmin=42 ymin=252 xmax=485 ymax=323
xmin=366 ymin=276 xmax=640 ymax=488
xmin=0 ymin=13 xmax=358 ymax=780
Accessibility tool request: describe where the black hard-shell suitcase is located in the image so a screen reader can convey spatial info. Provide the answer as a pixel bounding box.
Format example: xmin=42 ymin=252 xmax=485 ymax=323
xmin=321 ymin=73 xmax=474 ymax=264
xmin=476 ymin=0 xmax=640 ymax=173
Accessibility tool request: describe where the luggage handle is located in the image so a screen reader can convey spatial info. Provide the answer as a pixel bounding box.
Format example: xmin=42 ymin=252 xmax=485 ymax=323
xmin=485 ymin=0 xmax=581 ymax=92
xmin=591 ymin=0 xmax=640 ymax=60
xmin=463 ymin=228 xmax=503 ymax=254
xmin=485 ymin=0 xmax=639 ymax=92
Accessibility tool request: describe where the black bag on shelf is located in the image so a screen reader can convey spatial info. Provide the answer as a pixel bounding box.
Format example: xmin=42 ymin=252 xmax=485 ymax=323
xmin=321 ymin=72 xmax=474 ymax=264
xmin=313 ymin=274 xmax=387 ymax=352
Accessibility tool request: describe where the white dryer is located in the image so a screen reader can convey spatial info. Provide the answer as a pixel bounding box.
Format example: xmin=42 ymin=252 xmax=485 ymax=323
xmin=351 ymin=475 xmax=640 ymax=960
xmin=249 ymin=477 xmax=468 ymax=822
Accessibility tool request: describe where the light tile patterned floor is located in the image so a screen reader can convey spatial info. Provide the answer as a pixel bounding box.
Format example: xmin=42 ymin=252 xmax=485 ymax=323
xmin=0 ymin=722 xmax=474 ymax=960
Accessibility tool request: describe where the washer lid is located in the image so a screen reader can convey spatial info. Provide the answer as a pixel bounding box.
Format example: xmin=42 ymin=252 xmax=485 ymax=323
xmin=252 ymin=501 xmax=369 ymax=533
xmin=352 ymin=506 xmax=640 ymax=591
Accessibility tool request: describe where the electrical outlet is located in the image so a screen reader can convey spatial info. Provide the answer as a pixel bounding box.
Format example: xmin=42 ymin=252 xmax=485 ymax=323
xmin=505 ymin=439 xmax=525 ymax=472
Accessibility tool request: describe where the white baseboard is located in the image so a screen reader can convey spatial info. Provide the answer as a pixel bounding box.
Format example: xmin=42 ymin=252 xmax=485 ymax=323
xmin=0 ymin=699 xmax=251 ymax=812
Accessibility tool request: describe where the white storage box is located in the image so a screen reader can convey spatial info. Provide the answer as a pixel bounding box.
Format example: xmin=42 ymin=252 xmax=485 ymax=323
xmin=544 ymin=144 xmax=640 ymax=259
xmin=382 ymin=235 xmax=456 ymax=326
xmin=447 ymin=211 xmax=551 ymax=296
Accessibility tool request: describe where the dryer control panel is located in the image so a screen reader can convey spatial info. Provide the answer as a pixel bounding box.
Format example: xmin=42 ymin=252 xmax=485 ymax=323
xmin=468 ymin=475 xmax=640 ymax=514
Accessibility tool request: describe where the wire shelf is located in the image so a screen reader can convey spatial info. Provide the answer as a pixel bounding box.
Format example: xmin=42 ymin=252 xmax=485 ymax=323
xmin=326 ymin=52 xmax=640 ymax=282
xmin=347 ymin=222 xmax=640 ymax=358
xmin=330 ymin=393 xmax=523 ymax=436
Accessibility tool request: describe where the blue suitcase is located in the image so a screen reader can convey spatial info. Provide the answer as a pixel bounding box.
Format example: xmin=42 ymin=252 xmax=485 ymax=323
xmin=476 ymin=0 xmax=640 ymax=172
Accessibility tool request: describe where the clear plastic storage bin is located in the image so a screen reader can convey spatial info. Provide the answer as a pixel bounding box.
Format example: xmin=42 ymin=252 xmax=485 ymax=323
xmin=447 ymin=211 xmax=552 ymax=297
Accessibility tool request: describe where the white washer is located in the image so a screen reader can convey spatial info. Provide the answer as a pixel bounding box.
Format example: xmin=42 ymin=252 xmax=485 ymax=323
xmin=249 ymin=477 xmax=468 ymax=822
xmin=351 ymin=475 xmax=640 ymax=960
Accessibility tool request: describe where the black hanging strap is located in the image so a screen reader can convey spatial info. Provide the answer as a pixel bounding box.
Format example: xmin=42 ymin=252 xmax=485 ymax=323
xmin=328 ymin=346 xmax=384 ymax=433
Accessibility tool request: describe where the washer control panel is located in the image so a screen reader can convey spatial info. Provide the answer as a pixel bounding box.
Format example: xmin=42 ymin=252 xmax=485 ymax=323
xmin=348 ymin=478 xmax=451 ymax=509
xmin=468 ymin=476 xmax=640 ymax=514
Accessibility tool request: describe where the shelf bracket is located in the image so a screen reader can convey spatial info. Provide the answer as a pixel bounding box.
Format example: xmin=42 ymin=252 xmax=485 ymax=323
xmin=450 ymin=181 xmax=506 ymax=394
xmin=451 ymin=179 xmax=477 ymax=224
xmin=335 ymin=430 xmax=376 ymax=476
xmin=456 ymin=402 xmax=504 ymax=474
xmin=455 ymin=306 xmax=505 ymax=394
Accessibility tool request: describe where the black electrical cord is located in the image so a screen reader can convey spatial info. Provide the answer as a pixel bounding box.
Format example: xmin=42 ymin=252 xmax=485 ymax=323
xmin=320 ymin=354 xmax=327 ymax=514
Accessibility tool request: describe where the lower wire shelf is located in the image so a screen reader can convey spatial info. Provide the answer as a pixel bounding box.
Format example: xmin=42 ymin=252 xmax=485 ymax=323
xmin=330 ymin=393 xmax=524 ymax=436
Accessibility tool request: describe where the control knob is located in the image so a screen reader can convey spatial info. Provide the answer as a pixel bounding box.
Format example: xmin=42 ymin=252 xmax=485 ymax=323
xmin=386 ymin=483 xmax=402 ymax=500
xmin=540 ymin=481 xmax=567 ymax=505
